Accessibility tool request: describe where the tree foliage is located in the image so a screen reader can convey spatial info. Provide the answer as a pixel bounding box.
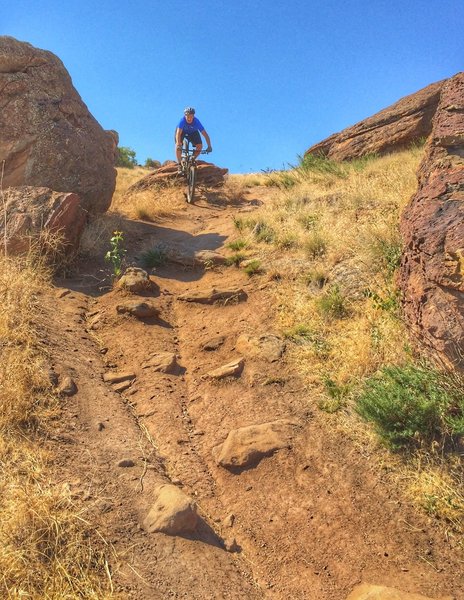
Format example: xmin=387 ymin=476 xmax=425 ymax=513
xmin=116 ymin=146 xmax=137 ymax=169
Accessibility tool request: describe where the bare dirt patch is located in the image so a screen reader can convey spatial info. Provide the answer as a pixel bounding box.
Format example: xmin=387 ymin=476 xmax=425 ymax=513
xmin=44 ymin=184 xmax=462 ymax=599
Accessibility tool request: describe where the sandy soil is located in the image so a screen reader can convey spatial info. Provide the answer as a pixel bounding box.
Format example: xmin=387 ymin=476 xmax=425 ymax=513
xmin=45 ymin=185 xmax=462 ymax=599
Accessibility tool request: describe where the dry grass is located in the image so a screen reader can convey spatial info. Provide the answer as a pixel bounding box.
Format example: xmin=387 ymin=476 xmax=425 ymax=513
xmin=0 ymin=255 xmax=113 ymax=598
xmin=234 ymin=147 xmax=464 ymax=531
xmin=110 ymin=167 xmax=185 ymax=221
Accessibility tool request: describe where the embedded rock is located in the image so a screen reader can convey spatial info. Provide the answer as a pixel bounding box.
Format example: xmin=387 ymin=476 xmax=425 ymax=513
xmin=0 ymin=36 xmax=116 ymax=213
xmin=143 ymin=484 xmax=198 ymax=535
xmin=305 ymin=79 xmax=445 ymax=161
xmin=0 ymin=186 xmax=86 ymax=254
xmin=127 ymin=160 xmax=228 ymax=193
xmin=116 ymin=301 xmax=159 ymax=319
xmin=206 ymin=358 xmax=245 ymax=379
xmin=399 ymin=72 xmax=464 ymax=369
xmin=235 ymin=334 xmax=286 ymax=362
xmin=177 ymin=287 xmax=247 ymax=304
xmin=117 ymin=268 xmax=154 ymax=293
xmin=213 ymin=419 xmax=299 ymax=470
xmin=346 ymin=583 xmax=453 ymax=600
xmin=142 ymin=352 xmax=178 ymax=373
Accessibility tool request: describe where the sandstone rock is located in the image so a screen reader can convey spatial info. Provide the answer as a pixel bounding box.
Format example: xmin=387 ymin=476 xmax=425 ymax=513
xmin=143 ymin=483 xmax=198 ymax=535
xmin=399 ymin=72 xmax=464 ymax=369
xmin=57 ymin=375 xmax=77 ymax=396
xmin=206 ymin=358 xmax=245 ymax=379
xmin=305 ymin=79 xmax=445 ymax=161
xmin=177 ymin=287 xmax=247 ymax=304
xmin=202 ymin=336 xmax=226 ymax=351
xmin=117 ymin=459 xmax=135 ymax=468
xmin=141 ymin=352 xmax=178 ymax=374
xmin=213 ymin=419 xmax=299 ymax=470
xmin=103 ymin=371 xmax=136 ymax=384
xmin=235 ymin=334 xmax=286 ymax=362
xmin=117 ymin=268 xmax=153 ymax=293
xmin=164 ymin=247 xmax=226 ymax=267
xmin=116 ymin=301 xmax=159 ymax=319
xmin=0 ymin=36 xmax=116 ymax=213
xmin=127 ymin=160 xmax=228 ymax=194
xmin=0 ymin=186 xmax=86 ymax=255
xmin=346 ymin=583 xmax=453 ymax=600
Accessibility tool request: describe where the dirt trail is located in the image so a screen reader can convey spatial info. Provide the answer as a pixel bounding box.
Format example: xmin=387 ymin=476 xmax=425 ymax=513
xmin=47 ymin=187 xmax=462 ymax=599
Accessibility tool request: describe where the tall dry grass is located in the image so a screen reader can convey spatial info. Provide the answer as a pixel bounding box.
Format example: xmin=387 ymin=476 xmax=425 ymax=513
xmin=0 ymin=255 xmax=113 ymax=598
xmin=230 ymin=147 xmax=464 ymax=532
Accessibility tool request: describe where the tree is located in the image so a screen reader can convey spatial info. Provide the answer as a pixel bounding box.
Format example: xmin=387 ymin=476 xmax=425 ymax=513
xmin=116 ymin=146 xmax=137 ymax=169
xmin=144 ymin=158 xmax=161 ymax=169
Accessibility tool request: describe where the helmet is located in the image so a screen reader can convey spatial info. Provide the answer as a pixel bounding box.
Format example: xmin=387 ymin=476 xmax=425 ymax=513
xmin=184 ymin=106 xmax=195 ymax=115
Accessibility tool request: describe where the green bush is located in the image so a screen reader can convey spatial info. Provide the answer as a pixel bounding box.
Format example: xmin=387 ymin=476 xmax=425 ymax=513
xmin=226 ymin=239 xmax=248 ymax=251
xmin=138 ymin=245 xmax=167 ymax=268
xmin=116 ymin=146 xmax=137 ymax=168
xmin=356 ymin=364 xmax=464 ymax=449
xmin=225 ymin=252 xmax=247 ymax=267
xmin=316 ymin=285 xmax=347 ymax=319
xmin=298 ymin=152 xmax=347 ymax=179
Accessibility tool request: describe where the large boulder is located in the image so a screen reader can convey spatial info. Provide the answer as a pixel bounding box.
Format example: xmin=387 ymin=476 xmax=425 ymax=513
xmin=127 ymin=160 xmax=228 ymax=194
xmin=399 ymin=72 xmax=464 ymax=370
xmin=0 ymin=36 xmax=117 ymax=214
xmin=305 ymin=79 xmax=445 ymax=161
xmin=1 ymin=186 xmax=86 ymax=254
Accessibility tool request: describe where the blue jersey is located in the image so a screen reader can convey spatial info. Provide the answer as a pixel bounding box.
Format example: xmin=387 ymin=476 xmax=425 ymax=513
xmin=177 ymin=116 xmax=204 ymax=135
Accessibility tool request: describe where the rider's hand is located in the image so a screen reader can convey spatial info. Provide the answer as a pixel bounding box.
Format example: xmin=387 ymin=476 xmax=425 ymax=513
xmin=206 ymin=146 xmax=212 ymax=153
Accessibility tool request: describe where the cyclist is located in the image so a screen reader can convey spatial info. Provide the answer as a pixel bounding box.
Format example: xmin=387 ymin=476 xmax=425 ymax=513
xmin=175 ymin=107 xmax=212 ymax=173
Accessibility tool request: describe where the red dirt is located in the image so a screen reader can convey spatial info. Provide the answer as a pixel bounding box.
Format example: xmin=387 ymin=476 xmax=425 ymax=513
xmin=45 ymin=185 xmax=463 ymax=599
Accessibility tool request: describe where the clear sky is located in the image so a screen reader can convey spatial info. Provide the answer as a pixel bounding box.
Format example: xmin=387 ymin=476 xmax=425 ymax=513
xmin=4 ymin=1 xmax=463 ymax=173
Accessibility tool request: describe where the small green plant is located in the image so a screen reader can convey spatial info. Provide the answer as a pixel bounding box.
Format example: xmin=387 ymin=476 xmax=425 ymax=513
xmin=298 ymin=152 xmax=347 ymax=179
xmin=318 ymin=377 xmax=352 ymax=412
xmin=371 ymin=237 xmax=402 ymax=277
xmin=316 ymin=285 xmax=347 ymax=319
xmin=227 ymin=239 xmax=248 ymax=251
xmin=253 ymin=221 xmax=275 ymax=244
xmin=303 ymin=232 xmax=327 ymax=258
xmin=226 ymin=252 xmax=247 ymax=267
xmin=284 ymin=324 xmax=314 ymax=344
xmin=232 ymin=215 xmax=256 ymax=232
xmin=105 ymin=230 xmax=126 ymax=277
xmin=304 ymin=269 xmax=328 ymax=289
xmin=243 ymin=259 xmax=262 ymax=276
xmin=356 ymin=364 xmax=464 ymax=449
xmin=364 ymin=287 xmax=400 ymax=313
xmin=139 ymin=245 xmax=167 ymax=269
xmin=298 ymin=213 xmax=319 ymax=230
xmin=276 ymin=233 xmax=298 ymax=249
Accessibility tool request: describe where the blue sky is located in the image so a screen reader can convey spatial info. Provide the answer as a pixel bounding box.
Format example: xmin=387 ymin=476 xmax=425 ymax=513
xmin=4 ymin=1 xmax=463 ymax=173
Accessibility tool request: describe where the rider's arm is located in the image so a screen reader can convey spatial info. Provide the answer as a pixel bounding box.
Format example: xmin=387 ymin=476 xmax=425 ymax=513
xmin=175 ymin=127 xmax=183 ymax=147
xmin=201 ymin=129 xmax=212 ymax=151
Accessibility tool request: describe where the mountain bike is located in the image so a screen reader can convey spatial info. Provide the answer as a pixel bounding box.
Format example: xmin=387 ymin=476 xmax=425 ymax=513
xmin=180 ymin=139 xmax=211 ymax=203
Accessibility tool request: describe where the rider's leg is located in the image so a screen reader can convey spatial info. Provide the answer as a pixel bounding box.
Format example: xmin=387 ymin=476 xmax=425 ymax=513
xmin=193 ymin=143 xmax=202 ymax=159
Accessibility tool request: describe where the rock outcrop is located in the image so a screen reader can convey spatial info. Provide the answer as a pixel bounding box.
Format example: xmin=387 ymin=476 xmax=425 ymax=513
xmin=0 ymin=36 xmax=116 ymax=214
xmin=305 ymin=80 xmax=445 ymax=161
xmin=127 ymin=160 xmax=228 ymax=194
xmin=0 ymin=186 xmax=86 ymax=254
xmin=399 ymin=72 xmax=464 ymax=369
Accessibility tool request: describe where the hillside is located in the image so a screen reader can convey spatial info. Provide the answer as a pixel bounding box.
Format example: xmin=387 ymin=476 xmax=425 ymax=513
xmin=2 ymin=150 xmax=463 ymax=600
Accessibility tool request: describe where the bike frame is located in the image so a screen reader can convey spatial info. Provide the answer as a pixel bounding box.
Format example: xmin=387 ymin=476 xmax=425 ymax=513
xmin=180 ymin=139 xmax=209 ymax=203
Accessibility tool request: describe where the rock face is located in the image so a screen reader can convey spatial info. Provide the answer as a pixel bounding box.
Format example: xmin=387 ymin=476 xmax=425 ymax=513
xmin=127 ymin=160 xmax=228 ymax=193
xmin=0 ymin=36 xmax=117 ymax=214
xmin=305 ymin=80 xmax=445 ymax=161
xmin=143 ymin=484 xmax=198 ymax=535
xmin=399 ymin=72 xmax=464 ymax=370
xmin=1 ymin=186 xmax=86 ymax=254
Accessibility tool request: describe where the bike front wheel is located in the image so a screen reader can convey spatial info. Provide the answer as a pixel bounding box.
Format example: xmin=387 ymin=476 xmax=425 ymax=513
xmin=187 ymin=164 xmax=196 ymax=203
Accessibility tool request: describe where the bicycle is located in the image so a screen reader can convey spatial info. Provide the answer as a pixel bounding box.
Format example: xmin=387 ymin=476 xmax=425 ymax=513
xmin=179 ymin=139 xmax=211 ymax=203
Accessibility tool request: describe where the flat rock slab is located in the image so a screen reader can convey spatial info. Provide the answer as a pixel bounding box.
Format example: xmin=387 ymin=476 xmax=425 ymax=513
xmin=143 ymin=484 xmax=198 ymax=535
xmin=142 ymin=352 xmax=178 ymax=373
xmin=346 ymin=584 xmax=453 ymax=600
xmin=206 ymin=358 xmax=244 ymax=379
xmin=116 ymin=302 xmax=159 ymax=319
xmin=103 ymin=371 xmax=136 ymax=384
xmin=235 ymin=333 xmax=286 ymax=362
xmin=177 ymin=287 xmax=247 ymax=304
xmin=213 ymin=419 xmax=299 ymax=470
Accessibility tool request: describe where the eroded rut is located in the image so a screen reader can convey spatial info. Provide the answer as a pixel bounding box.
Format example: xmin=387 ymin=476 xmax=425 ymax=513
xmin=47 ymin=190 xmax=462 ymax=600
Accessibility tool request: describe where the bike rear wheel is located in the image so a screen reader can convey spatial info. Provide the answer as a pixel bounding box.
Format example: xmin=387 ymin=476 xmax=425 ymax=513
xmin=187 ymin=163 xmax=196 ymax=203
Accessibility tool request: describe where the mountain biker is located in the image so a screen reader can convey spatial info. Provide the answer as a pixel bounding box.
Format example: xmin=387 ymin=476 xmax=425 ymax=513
xmin=175 ymin=107 xmax=212 ymax=173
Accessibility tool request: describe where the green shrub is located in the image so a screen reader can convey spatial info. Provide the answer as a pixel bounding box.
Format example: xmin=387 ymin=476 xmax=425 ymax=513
xmin=243 ymin=259 xmax=263 ymax=276
xmin=226 ymin=252 xmax=247 ymax=267
xmin=356 ymin=364 xmax=464 ymax=449
xmin=298 ymin=152 xmax=347 ymax=179
xmin=303 ymin=232 xmax=327 ymax=258
xmin=227 ymin=239 xmax=248 ymax=251
xmin=298 ymin=213 xmax=319 ymax=230
xmin=319 ymin=377 xmax=352 ymax=412
xmin=138 ymin=245 xmax=167 ymax=268
xmin=316 ymin=285 xmax=347 ymax=319
xmin=116 ymin=146 xmax=137 ymax=168
xmin=253 ymin=221 xmax=276 ymax=244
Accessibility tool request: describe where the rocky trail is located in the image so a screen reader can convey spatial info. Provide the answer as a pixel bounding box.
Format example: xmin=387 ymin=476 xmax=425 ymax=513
xmin=45 ymin=186 xmax=462 ymax=600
